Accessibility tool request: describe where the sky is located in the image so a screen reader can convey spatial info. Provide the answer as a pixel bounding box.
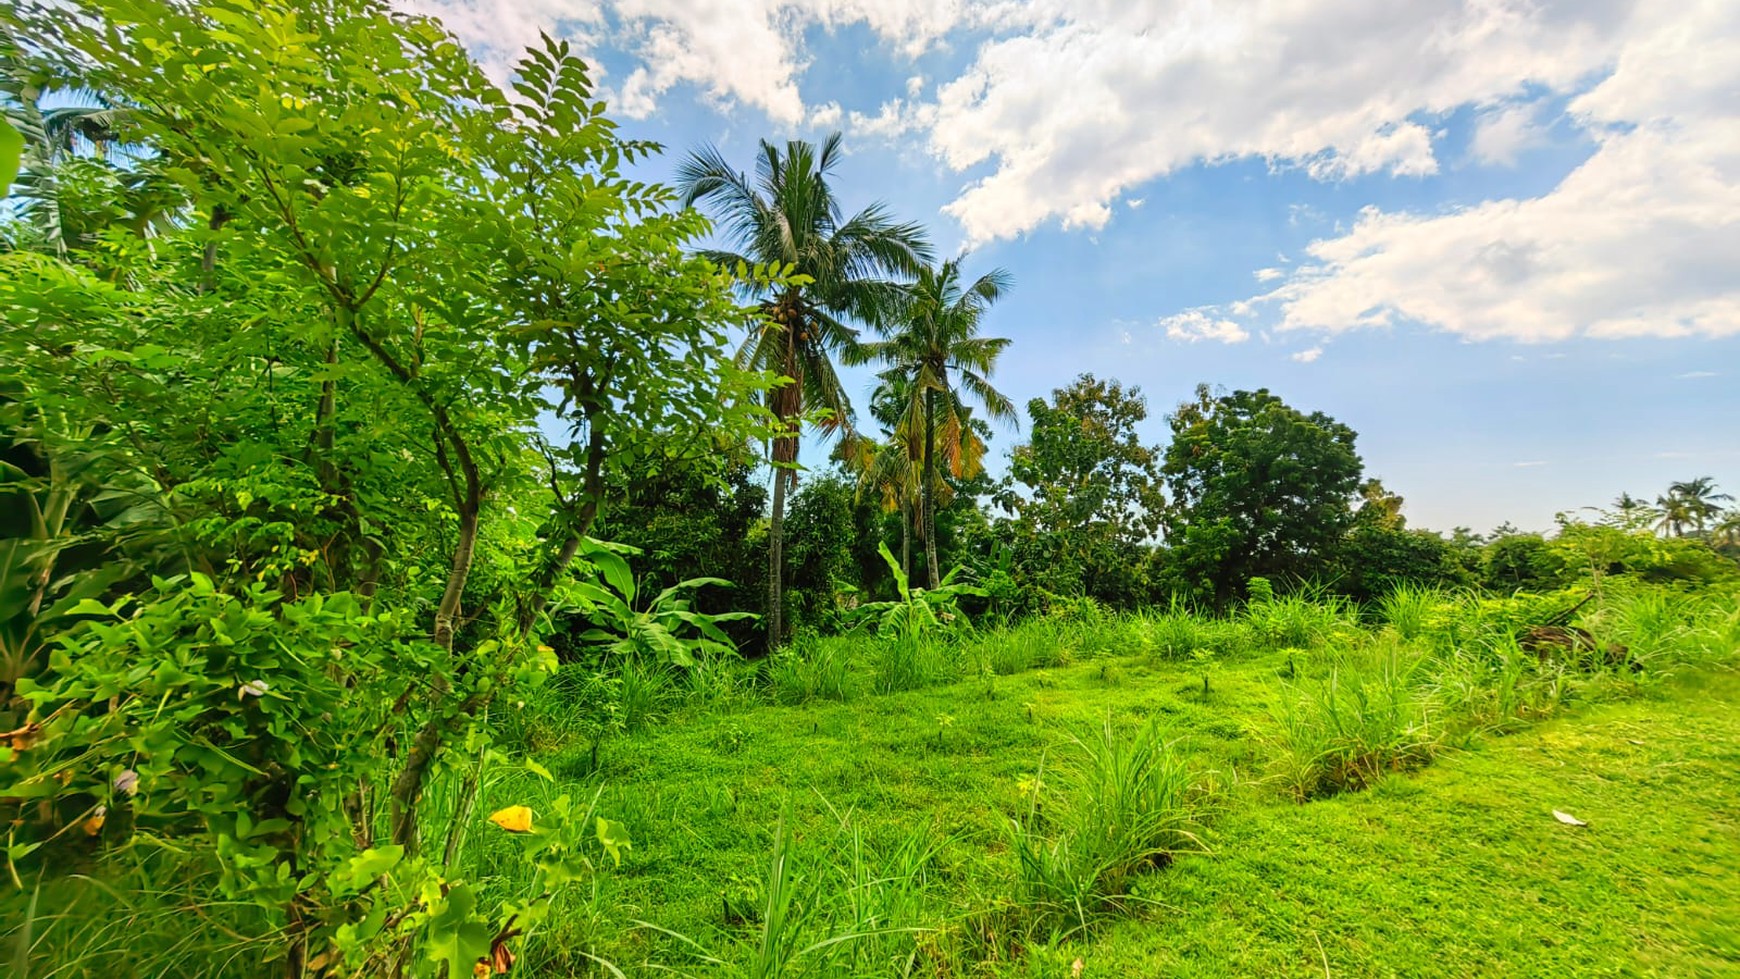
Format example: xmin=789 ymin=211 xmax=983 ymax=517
xmin=408 ymin=0 xmax=1740 ymax=534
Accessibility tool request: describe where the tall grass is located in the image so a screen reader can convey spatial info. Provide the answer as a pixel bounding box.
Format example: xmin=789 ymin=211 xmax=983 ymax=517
xmin=1379 ymin=583 xmax=1442 ymax=642
xmin=1004 ymin=719 xmax=1208 ymax=940
xmin=769 ymin=637 xmax=858 ymax=704
xmin=873 ymin=637 xmax=960 ymax=693
xmin=1271 ymin=647 xmax=1438 ymax=800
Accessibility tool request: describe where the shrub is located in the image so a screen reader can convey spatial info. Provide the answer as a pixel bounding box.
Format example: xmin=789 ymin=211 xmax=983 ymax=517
xmin=769 ymin=637 xmax=858 ymax=704
xmin=1271 ymin=648 xmax=1439 ymax=800
xmin=1379 ymin=583 xmax=1442 ymax=642
xmin=1005 ymin=719 xmax=1208 ymax=939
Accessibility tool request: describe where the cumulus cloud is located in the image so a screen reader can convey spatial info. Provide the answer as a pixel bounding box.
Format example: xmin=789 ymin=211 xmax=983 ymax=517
xmin=408 ymin=0 xmax=968 ymax=125
xmin=1161 ymin=309 xmax=1250 ymax=344
xmin=910 ymin=0 xmax=1636 ymax=242
xmin=1257 ymin=0 xmax=1740 ymax=342
xmin=408 ymin=0 xmax=1740 ymax=344
xmin=1469 ymin=100 xmax=1551 ymax=166
xmin=1290 ymin=347 xmax=1323 ymax=363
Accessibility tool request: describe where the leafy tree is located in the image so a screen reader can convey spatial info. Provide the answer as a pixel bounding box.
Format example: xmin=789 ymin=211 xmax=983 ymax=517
xmin=997 ymin=374 xmax=1166 ymax=606
xmin=1354 ymin=478 xmax=1406 ymax=530
xmin=676 ymin=133 xmax=931 ymax=651
xmin=1482 ymin=533 xmax=1567 ymax=591
xmin=854 ymin=258 xmax=1014 ymax=587
xmin=1334 ymin=526 xmax=1470 ymax=603
xmin=1161 ymin=385 xmax=1363 ymax=605
xmin=590 ymin=457 xmax=767 ymax=644
xmin=3 ymin=0 xmax=767 ymax=969
xmin=782 ymin=469 xmax=875 ymax=634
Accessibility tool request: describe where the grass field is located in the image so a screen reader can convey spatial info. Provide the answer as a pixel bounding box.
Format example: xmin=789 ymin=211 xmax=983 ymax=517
xmin=450 ymin=584 xmax=1740 ymax=977
xmin=11 ymin=584 xmax=1737 ymax=977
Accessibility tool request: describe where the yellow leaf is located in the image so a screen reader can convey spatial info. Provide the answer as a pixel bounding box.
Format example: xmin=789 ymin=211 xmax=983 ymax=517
xmin=489 ymin=805 xmax=533 ymax=833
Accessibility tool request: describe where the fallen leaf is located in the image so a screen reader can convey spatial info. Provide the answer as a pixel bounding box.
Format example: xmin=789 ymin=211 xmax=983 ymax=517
xmin=490 ymin=938 xmax=515 ymax=973
xmin=472 ymin=961 xmax=491 ymax=978
xmin=1072 ymin=958 xmax=1084 ymax=978
xmin=1627 ymin=739 xmax=1644 ymax=746
xmin=1552 ymin=809 xmax=1587 ymax=826
xmin=489 ymin=805 xmax=533 ymax=833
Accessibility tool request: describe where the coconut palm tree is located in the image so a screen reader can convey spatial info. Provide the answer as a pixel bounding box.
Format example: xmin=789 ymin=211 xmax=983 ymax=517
xmin=855 ymin=258 xmax=1013 ymax=587
xmin=676 ymin=133 xmax=931 ymax=650
xmin=1662 ymin=477 xmax=1732 ymax=536
xmin=841 ymin=377 xmax=989 ymax=587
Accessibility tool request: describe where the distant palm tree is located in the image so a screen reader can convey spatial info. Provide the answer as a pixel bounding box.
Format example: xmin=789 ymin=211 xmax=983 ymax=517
xmin=1662 ymin=477 xmax=1733 ymax=536
xmin=855 ymin=258 xmax=1013 ymax=587
xmin=1712 ymin=509 xmax=1740 ymax=556
xmin=676 ymin=133 xmax=931 ymax=650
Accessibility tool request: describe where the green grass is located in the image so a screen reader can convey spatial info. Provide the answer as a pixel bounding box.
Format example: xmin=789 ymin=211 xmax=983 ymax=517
xmin=8 ymin=584 xmax=1736 ymax=976
xmin=447 ymin=584 xmax=1740 ymax=977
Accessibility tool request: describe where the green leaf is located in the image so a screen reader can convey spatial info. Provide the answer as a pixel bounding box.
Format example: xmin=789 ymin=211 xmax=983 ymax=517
xmin=595 ymin=816 xmax=632 ymax=867
xmin=0 ymin=119 xmax=21 ymax=193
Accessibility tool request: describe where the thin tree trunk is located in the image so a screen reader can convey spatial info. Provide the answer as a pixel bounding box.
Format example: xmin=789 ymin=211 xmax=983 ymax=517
xmin=767 ymin=468 xmax=787 ymax=653
xmin=900 ymin=499 xmax=912 ymax=584
xmin=922 ymin=388 xmax=940 ymax=589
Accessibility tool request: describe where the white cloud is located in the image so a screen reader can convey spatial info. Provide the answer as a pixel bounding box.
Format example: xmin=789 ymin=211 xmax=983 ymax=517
xmin=1254 ymin=267 xmax=1285 ymax=282
xmin=1513 ymin=460 xmax=1549 ymax=468
xmin=408 ymin=0 xmax=968 ymax=125
xmin=1679 ymin=370 xmax=1720 ymax=378
xmin=809 ymin=100 xmax=843 ymax=127
xmin=1161 ymin=309 xmax=1249 ymax=344
xmin=1290 ymin=346 xmax=1323 ymax=363
xmin=908 ymin=0 xmax=1636 ymax=242
xmin=410 ymin=0 xmax=1740 ymax=346
xmin=1254 ymin=1 xmax=1740 ymax=342
xmin=1469 ymin=100 xmax=1550 ymax=166
xmin=1126 ymin=197 xmax=1145 ymax=209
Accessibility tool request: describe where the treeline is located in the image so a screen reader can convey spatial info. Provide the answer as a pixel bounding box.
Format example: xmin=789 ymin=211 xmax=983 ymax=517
xmin=601 ymin=374 xmax=1740 ymax=644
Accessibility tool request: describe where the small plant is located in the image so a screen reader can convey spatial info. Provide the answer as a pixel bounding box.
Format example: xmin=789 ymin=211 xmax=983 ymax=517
xmin=850 ymin=543 xmax=987 ymax=640
xmin=1270 ymin=648 xmax=1438 ymax=800
xmin=554 ymin=538 xmax=757 ymax=669
xmin=1004 ymin=718 xmax=1208 ymax=941
xmin=1379 ymin=583 xmax=1442 ymax=642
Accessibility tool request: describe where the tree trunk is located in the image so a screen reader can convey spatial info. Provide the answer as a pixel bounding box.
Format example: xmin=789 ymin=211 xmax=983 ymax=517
xmin=767 ymin=468 xmax=787 ymax=653
xmin=900 ymin=499 xmax=912 ymax=584
xmin=922 ymin=388 xmax=940 ymax=589
xmin=389 ymin=502 xmax=477 ymax=850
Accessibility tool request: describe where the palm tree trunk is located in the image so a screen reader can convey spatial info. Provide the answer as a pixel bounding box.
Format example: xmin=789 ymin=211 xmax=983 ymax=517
xmin=767 ymin=467 xmax=787 ymax=653
xmin=901 ymin=499 xmax=912 ymax=583
xmin=922 ymin=388 xmax=940 ymax=589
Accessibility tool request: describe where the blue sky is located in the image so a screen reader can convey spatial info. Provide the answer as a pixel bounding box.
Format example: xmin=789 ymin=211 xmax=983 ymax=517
xmin=414 ymin=0 xmax=1740 ymax=533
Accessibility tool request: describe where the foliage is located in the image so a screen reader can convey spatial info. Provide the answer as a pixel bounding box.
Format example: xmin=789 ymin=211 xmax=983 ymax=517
xmin=849 ymin=542 xmax=986 ymax=641
xmin=678 ymin=133 xmax=932 ymax=651
xmin=553 ymin=540 xmax=755 ymax=669
xmin=1162 ymin=385 xmax=1364 ymax=606
xmin=1004 ymin=718 xmax=1208 ymax=940
xmin=1335 ymin=524 xmax=1473 ymax=604
xmin=0 ymin=0 xmax=767 ymax=969
xmin=1481 ymin=533 xmax=1568 ymax=592
xmin=852 ymin=258 xmax=1015 ymax=589
xmin=996 ymin=374 xmax=1166 ymax=607
xmin=1271 ymin=647 xmax=1438 ymax=800
xmin=781 ymin=470 xmax=870 ymax=635
xmin=592 ymin=458 xmax=768 ymax=642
